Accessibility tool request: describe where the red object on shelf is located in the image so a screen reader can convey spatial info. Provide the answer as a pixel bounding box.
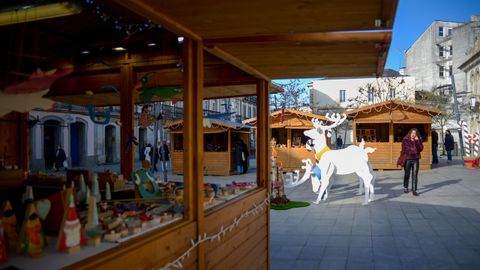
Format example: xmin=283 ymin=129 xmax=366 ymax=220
xmin=0 ymin=230 xmax=8 ymax=263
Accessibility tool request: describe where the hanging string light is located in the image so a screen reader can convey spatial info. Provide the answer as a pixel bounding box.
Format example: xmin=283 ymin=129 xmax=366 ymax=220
xmin=83 ymin=0 xmax=161 ymax=36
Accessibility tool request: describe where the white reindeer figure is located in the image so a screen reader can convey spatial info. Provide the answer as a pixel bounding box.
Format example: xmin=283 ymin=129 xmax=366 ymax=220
xmin=288 ymin=113 xmax=377 ymax=205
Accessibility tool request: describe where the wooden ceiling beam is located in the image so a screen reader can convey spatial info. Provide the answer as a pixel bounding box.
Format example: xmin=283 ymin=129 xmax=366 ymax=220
xmin=205 ymin=31 xmax=392 ymax=44
xmin=204 ymin=45 xmax=270 ymax=81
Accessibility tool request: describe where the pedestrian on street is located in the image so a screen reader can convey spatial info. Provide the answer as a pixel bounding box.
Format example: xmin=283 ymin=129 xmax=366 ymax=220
xmin=158 ymin=140 xmax=170 ymax=172
xmin=445 ymin=130 xmax=454 ymax=163
xmin=431 ymin=130 xmax=439 ymax=164
xmin=235 ymin=139 xmax=244 ymax=174
xmin=144 ymin=143 xmax=152 ymax=164
xmin=240 ymin=139 xmax=249 ymax=174
xmin=402 ymin=128 xmax=423 ymax=196
xmin=54 ymin=145 xmax=67 ymax=171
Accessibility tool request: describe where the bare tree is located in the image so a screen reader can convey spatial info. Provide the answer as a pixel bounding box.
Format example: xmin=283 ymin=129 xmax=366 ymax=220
xmin=416 ymin=88 xmax=455 ymax=154
xmin=347 ymin=77 xmax=413 ymax=109
xmin=270 ymin=79 xmax=309 ymax=110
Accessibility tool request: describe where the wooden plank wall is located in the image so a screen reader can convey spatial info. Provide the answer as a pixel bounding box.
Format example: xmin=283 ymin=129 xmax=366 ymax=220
xmin=65 ymin=222 xmax=199 ymax=270
xmin=204 ymin=189 xmax=268 ymax=270
xmin=171 ymin=152 xmax=232 ymax=176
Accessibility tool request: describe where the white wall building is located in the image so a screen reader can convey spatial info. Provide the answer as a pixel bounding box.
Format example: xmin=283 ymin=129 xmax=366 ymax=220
xmin=309 ymin=76 xmax=416 ymax=145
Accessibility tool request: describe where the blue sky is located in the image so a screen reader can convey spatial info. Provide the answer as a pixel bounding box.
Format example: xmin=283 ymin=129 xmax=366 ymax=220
xmin=385 ymin=0 xmax=480 ymax=70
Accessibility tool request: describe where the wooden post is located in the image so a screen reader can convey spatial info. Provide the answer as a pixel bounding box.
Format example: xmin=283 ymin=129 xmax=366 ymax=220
xmin=256 ymin=79 xmax=270 ymax=270
xmin=19 ymin=113 xmax=29 ymax=172
xmin=120 ymin=64 xmax=135 ymax=179
xmin=389 ymin=121 xmax=394 ymax=164
xmin=182 ymin=38 xmax=205 ymax=269
xmin=227 ymin=129 xmax=231 ymax=173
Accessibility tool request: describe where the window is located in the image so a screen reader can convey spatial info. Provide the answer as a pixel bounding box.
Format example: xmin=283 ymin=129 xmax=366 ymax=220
xmin=439 ymin=46 xmax=444 ymax=57
xmin=439 ymin=66 xmax=445 ymax=77
xmin=271 ymin=128 xmax=287 ymax=147
xmin=438 ymin=26 xmax=444 ymax=37
xmin=449 ymin=45 xmax=453 ymax=56
xmin=449 ymin=65 xmax=453 ymax=76
xmin=447 ymin=28 xmax=452 ymax=36
xmin=290 ymin=129 xmax=310 ymax=148
xmin=367 ymin=90 xmax=373 ymax=102
xmin=356 ymin=123 xmax=389 ymax=143
xmin=390 ymin=88 xmax=396 ymax=98
xmin=339 ymin=89 xmax=346 ymax=102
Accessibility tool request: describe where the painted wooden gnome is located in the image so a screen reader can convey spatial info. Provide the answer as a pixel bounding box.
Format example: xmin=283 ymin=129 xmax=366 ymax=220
xmin=57 ymin=191 xmax=86 ymax=253
xmin=17 ymin=203 xmax=47 ymax=258
xmin=0 ymin=200 xmax=18 ymax=251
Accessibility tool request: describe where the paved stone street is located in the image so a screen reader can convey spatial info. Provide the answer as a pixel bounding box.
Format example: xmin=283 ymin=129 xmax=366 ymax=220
xmin=270 ymin=157 xmax=480 ymax=270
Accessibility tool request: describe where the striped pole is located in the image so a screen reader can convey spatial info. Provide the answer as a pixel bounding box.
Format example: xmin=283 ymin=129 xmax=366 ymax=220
xmin=475 ymin=130 xmax=480 ymax=158
xmin=462 ymin=121 xmax=471 ymax=157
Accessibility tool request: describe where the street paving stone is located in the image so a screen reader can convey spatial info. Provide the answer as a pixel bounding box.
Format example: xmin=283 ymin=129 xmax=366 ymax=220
xmin=270 ymin=158 xmax=480 ymax=269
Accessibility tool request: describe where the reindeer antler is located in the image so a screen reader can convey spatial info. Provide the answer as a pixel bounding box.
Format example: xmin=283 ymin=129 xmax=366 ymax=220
xmin=312 ymin=113 xmax=347 ymax=131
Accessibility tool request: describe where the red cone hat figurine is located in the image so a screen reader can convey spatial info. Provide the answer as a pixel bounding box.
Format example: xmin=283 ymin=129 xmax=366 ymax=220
xmin=57 ymin=191 xmax=86 ymax=253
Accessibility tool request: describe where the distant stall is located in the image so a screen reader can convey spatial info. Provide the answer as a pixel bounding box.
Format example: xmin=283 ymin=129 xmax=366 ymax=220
xmin=244 ymin=109 xmax=329 ymax=170
xmin=164 ymin=118 xmax=251 ymax=176
xmin=346 ymin=100 xmax=442 ymax=170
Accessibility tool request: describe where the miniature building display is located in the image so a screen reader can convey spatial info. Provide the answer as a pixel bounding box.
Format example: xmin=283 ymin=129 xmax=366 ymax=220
xmin=346 ymin=100 xmax=442 ymax=170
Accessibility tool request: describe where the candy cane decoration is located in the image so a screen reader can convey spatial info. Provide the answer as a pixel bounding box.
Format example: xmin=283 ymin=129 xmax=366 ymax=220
xmin=463 ymin=121 xmax=471 ymax=157
xmin=474 ymin=130 xmax=480 ymax=158
xmin=458 ymin=121 xmax=471 ymax=157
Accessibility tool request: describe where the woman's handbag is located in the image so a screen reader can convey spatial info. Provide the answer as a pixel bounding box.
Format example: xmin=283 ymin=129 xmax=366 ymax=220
xmin=397 ymin=151 xmax=406 ymax=168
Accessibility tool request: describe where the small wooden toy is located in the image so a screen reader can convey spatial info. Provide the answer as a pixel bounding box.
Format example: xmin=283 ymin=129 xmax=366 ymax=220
xmin=1 ymin=200 xmax=18 ymax=251
xmin=17 ymin=203 xmax=47 ymax=258
xmin=103 ymin=230 xmax=121 ymax=242
xmin=56 ymin=189 xmax=86 ymax=253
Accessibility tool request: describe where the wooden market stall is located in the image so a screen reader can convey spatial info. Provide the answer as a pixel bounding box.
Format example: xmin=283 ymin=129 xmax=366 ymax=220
xmin=164 ymin=118 xmax=251 ymax=176
xmin=244 ymin=109 xmax=330 ymax=170
xmin=346 ymin=100 xmax=442 ymax=170
xmin=0 ymin=0 xmax=398 ymax=269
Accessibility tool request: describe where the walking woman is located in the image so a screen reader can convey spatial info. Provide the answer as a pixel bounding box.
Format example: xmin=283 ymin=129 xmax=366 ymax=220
xmin=402 ymin=128 xmax=423 ymax=196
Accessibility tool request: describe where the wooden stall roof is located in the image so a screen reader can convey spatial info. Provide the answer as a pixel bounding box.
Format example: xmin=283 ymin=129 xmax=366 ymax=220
xmin=243 ymin=109 xmax=328 ymax=129
xmin=114 ymin=0 xmax=398 ymax=79
xmin=164 ymin=118 xmax=251 ymax=133
xmin=345 ymin=100 xmax=443 ymax=122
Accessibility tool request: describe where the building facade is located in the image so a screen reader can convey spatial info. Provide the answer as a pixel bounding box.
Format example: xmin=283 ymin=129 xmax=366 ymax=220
xmin=309 ymin=76 xmax=416 ymax=145
xmin=405 ymin=21 xmax=464 ymax=92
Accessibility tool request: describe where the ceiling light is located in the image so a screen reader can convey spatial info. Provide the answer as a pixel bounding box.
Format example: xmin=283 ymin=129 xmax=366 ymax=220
xmin=146 ymin=42 xmax=157 ymax=47
xmin=81 ymin=50 xmax=90 ymax=54
xmin=0 ymin=2 xmax=82 ymax=26
xmin=177 ymin=36 xmax=184 ymax=44
xmin=112 ymin=46 xmax=127 ymax=51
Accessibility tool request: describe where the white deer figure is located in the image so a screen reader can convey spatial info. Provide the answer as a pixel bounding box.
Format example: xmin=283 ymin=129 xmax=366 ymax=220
xmin=287 ymin=113 xmax=377 ymax=205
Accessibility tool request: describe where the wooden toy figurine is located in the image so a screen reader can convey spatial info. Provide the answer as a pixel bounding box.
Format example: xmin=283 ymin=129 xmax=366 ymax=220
xmin=57 ymin=190 xmax=86 ymax=253
xmin=0 ymin=200 xmax=18 ymax=251
xmin=17 ymin=203 xmax=47 ymax=258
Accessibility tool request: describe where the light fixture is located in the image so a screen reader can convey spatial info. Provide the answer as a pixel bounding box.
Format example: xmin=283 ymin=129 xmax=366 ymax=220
xmin=471 ymin=95 xmax=477 ymax=108
xmin=146 ymin=42 xmax=157 ymax=47
xmin=112 ymin=46 xmax=127 ymax=52
xmin=0 ymin=2 xmax=82 ymax=26
xmin=177 ymin=36 xmax=184 ymax=44
xmin=81 ymin=50 xmax=90 ymax=54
